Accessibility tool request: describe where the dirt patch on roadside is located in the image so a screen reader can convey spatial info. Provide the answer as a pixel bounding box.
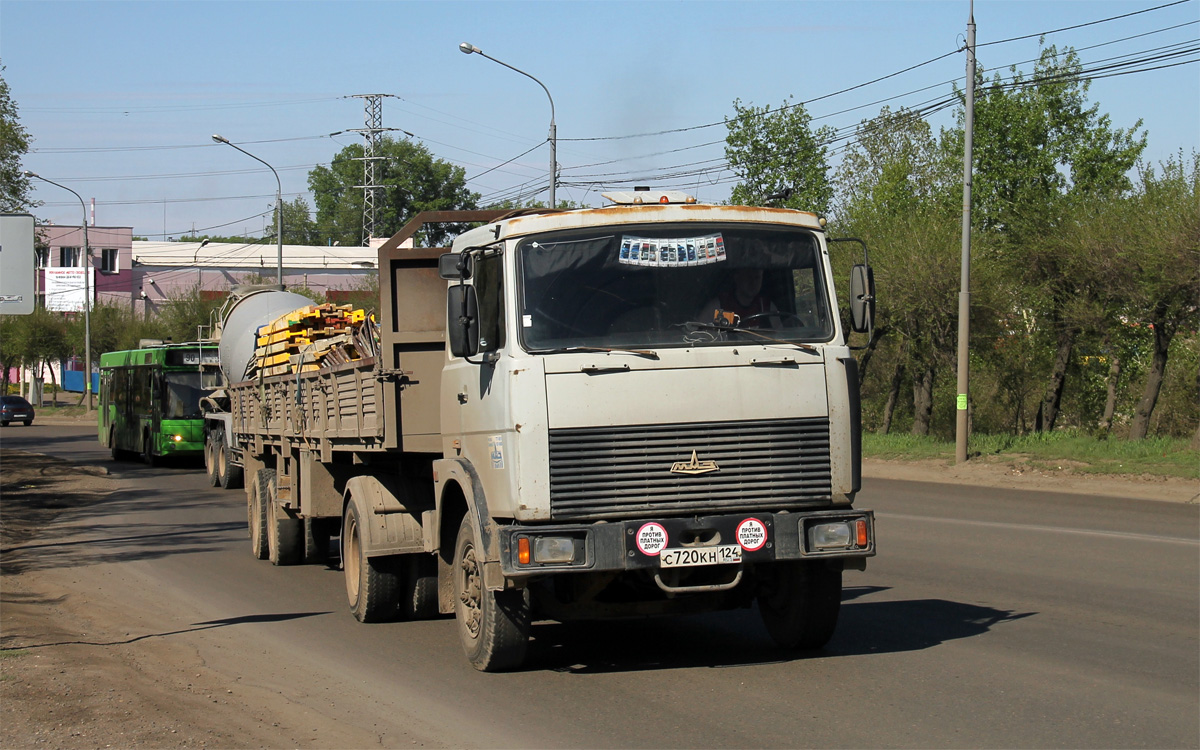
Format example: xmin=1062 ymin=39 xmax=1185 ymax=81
xmin=863 ymin=455 xmax=1199 ymax=504
xmin=0 ymin=450 xmax=391 ymax=749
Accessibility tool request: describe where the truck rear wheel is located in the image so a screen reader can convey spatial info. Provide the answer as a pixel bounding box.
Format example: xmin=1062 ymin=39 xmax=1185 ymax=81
xmin=205 ymin=433 xmax=221 ymax=487
xmin=218 ymin=437 xmax=243 ymax=490
xmin=453 ymin=511 xmax=529 ymax=672
xmin=304 ymin=518 xmax=332 ymax=564
xmin=248 ymin=469 xmax=271 ymax=560
xmin=757 ymin=560 xmax=842 ymax=650
xmin=342 ymin=499 xmax=400 ymax=622
xmin=266 ymin=473 xmax=303 ymax=566
xmin=401 ymin=554 xmax=439 ymax=620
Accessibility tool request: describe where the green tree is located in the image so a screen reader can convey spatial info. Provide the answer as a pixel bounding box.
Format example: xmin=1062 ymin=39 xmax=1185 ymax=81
xmin=965 ymin=44 xmax=1146 ymax=431
xmin=1118 ymin=153 xmax=1200 ymax=439
xmin=725 ymin=97 xmax=835 ymax=212
xmin=833 ymin=107 xmax=970 ymax=435
xmin=308 ymin=136 xmax=479 ymax=247
xmin=0 ymin=61 xmax=35 ymax=212
xmin=267 ymin=196 xmax=318 ymax=245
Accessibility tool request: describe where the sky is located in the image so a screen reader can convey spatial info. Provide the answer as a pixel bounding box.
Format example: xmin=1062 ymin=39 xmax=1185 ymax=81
xmin=5 ymin=0 xmax=1198 ymax=242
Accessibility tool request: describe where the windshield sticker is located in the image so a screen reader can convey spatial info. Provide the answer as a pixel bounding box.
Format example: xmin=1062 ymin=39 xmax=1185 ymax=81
xmin=619 ymin=234 xmax=726 ymax=267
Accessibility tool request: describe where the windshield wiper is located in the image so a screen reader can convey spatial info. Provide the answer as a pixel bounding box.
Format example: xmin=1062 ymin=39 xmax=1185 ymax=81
xmin=678 ymin=322 xmax=819 ymax=353
xmin=534 ymin=345 xmax=659 ymax=360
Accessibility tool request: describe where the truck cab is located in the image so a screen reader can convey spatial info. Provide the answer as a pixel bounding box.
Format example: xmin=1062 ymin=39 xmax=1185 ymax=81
xmin=427 ymin=191 xmax=875 ymax=669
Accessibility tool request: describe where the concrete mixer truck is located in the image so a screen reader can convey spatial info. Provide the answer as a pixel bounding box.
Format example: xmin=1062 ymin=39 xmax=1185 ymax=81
xmin=201 ymin=193 xmax=877 ymax=671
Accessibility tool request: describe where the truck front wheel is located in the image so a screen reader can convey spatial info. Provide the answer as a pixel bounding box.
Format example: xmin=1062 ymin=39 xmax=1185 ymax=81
xmin=342 ymin=499 xmax=400 ymax=623
xmin=453 ymin=512 xmax=529 ymax=671
xmin=757 ymin=560 xmax=842 ymax=650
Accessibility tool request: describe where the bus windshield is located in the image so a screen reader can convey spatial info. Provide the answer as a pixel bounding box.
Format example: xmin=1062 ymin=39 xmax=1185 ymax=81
xmin=517 ymin=223 xmax=834 ymax=352
xmin=163 ymin=371 xmax=206 ymax=420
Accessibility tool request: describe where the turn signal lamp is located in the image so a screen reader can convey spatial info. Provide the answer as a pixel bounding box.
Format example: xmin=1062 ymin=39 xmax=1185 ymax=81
xmin=856 ymin=519 xmax=869 ymax=547
xmin=518 ymin=537 xmax=531 ymax=565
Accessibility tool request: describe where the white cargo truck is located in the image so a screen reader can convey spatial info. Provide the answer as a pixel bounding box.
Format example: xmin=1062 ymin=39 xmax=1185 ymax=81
xmin=204 ymin=192 xmax=877 ymax=671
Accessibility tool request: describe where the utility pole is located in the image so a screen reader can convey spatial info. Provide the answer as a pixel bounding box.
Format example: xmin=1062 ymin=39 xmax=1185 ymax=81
xmin=351 ymin=94 xmax=391 ymax=246
xmin=955 ymin=1 xmax=977 ymax=464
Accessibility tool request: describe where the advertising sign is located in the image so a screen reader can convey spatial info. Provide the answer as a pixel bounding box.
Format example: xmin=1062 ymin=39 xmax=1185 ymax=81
xmin=44 ymin=267 xmax=94 ymax=312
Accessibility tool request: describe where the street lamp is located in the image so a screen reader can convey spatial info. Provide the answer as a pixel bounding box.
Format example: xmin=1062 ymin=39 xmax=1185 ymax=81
xmin=459 ymin=42 xmax=556 ymax=208
xmin=24 ymin=170 xmax=93 ymax=413
xmin=212 ymin=134 xmax=284 ymax=288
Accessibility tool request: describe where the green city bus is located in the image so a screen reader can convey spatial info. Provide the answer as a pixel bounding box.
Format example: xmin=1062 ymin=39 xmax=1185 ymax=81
xmin=98 ymin=343 xmax=221 ymax=464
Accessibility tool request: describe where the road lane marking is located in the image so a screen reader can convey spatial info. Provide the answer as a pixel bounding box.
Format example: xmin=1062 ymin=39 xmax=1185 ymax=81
xmin=878 ymin=513 xmax=1199 ymax=546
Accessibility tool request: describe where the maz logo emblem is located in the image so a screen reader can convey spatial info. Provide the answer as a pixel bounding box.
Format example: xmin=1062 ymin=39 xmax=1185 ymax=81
xmin=670 ymin=450 xmax=720 ymax=475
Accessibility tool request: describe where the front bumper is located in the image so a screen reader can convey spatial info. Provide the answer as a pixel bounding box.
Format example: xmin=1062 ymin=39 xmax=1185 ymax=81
xmin=497 ymin=508 xmax=875 ymax=578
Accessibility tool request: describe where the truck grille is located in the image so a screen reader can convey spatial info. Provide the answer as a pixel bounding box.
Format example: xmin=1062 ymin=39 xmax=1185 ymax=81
xmin=548 ymin=418 xmax=832 ymax=521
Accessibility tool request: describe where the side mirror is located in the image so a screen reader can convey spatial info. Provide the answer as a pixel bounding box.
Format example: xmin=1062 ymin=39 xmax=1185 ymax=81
xmin=438 ymin=252 xmax=472 ymax=281
xmin=849 ymin=264 xmax=875 ymax=334
xmin=447 ymin=284 xmax=479 ymax=359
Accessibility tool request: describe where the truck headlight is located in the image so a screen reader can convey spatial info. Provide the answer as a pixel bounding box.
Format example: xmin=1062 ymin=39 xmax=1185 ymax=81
xmin=808 ymin=522 xmax=853 ymax=550
xmin=533 ymin=537 xmax=576 ymax=564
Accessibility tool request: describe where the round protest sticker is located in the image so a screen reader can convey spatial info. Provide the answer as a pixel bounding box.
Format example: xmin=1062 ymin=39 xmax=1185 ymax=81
xmin=636 ymin=522 xmax=669 ymax=556
xmin=736 ymin=518 xmax=767 ymax=552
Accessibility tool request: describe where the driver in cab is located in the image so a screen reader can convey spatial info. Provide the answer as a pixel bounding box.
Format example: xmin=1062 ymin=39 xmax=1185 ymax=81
xmin=701 ymin=268 xmax=777 ymax=328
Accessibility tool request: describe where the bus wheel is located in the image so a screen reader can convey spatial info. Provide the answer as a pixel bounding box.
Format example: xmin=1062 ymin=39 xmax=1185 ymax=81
xmin=342 ymin=497 xmax=400 ymax=623
xmin=140 ymin=431 xmax=161 ymax=467
xmin=454 ymin=511 xmax=529 ymax=671
xmin=109 ymin=431 xmax=130 ymax=462
xmin=266 ymin=474 xmax=303 ymax=566
xmin=757 ymin=560 xmax=842 ymax=651
xmin=248 ymin=468 xmax=271 ymax=560
xmin=205 ymin=432 xmax=221 ymax=486
xmin=218 ymin=437 xmax=243 ymax=490
xmin=400 ymin=553 xmax=439 ymax=621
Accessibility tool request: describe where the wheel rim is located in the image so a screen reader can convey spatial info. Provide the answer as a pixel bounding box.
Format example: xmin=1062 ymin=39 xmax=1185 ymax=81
xmin=344 ymin=512 xmax=361 ymax=604
xmin=458 ymin=539 xmax=482 ymax=639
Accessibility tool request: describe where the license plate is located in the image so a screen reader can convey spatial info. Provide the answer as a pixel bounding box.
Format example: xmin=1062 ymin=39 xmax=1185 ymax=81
xmin=659 ymin=545 xmax=742 ymax=568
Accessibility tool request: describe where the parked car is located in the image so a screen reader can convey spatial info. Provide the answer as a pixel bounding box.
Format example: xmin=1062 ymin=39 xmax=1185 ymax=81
xmin=0 ymin=395 xmax=35 ymax=426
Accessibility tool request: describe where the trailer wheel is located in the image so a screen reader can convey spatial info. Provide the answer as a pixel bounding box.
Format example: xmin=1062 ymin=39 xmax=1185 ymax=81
xmin=401 ymin=554 xmax=439 ymax=620
xmin=757 ymin=560 xmax=842 ymax=650
xmin=218 ymin=437 xmax=243 ymax=490
xmin=304 ymin=518 xmax=332 ymax=564
xmin=342 ymin=498 xmax=400 ymax=623
xmin=248 ymin=468 xmax=271 ymax=560
xmin=205 ymin=432 xmax=221 ymax=487
xmin=266 ymin=474 xmax=303 ymax=566
xmin=453 ymin=511 xmax=529 ymax=671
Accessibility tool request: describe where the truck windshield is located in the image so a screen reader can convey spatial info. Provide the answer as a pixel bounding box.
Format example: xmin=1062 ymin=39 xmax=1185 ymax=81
xmin=517 ymin=223 xmax=834 ymax=352
xmin=163 ymin=371 xmax=210 ymax=419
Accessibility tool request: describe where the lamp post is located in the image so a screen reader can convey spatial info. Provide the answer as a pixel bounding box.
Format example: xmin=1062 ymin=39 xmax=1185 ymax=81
xmin=212 ymin=135 xmax=284 ymax=288
xmin=459 ymin=42 xmax=556 ymax=208
xmin=24 ymin=170 xmax=93 ymax=413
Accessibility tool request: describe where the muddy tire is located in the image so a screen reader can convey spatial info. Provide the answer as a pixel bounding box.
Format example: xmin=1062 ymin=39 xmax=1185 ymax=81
xmin=304 ymin=518 xmax=332 ymax=564
xmin=453 ymin=512 xmax=529 ymax=671
xmin=757 ymin=560 xmax=842 ymax=650
xmin=218 ymin=437 xmax=243 ymax=490
xmin=265 ymin=473 xmax=303 ymax=566
xmin=342 ymin=499 xmax=400 ymax=623
xmin=248 ymin=468 xmax=271 ymax=560
xmin=205 ymin=432 xmax=221 ymax=487
xmin=401 ymin=554 xmax=439 ymax=621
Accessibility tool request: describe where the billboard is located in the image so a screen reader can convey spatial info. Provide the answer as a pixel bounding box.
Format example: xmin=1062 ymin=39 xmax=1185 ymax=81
xmin=45 ymin=267 xmax=95 ymax=312
xmin=0 ymin=213 xmax=36 ymax=315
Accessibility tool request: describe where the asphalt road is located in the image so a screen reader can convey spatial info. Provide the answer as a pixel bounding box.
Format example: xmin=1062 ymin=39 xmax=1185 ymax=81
xmin=5 ymin=423 xmax=1198 ymax=749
